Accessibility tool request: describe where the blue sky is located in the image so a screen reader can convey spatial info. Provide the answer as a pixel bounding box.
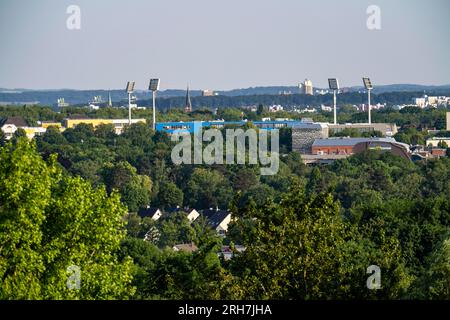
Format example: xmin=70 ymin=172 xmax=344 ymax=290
xmin=0 ymin=0 xmax=449 ymax=90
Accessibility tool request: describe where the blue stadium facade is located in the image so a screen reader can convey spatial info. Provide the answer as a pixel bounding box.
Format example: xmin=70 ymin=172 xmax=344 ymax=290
xmin=155 ymin=120 xmax=306 ymax=134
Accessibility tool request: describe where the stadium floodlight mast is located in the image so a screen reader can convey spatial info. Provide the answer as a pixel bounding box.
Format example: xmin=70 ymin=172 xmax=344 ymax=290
xmin=149 ymin=78 xmax=160 ymax=130
xmin=126 ymin=81 xmax=135 ymax=125
xmin=328 ymin=78 xmax=340 ymax=125
xmin=362 ymin=77 xmax=373 ymax=124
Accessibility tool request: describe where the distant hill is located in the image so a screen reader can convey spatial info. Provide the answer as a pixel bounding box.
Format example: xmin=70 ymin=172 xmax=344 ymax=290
xmin=0 ymin=84 xmax=449 ymax=106
xmin=347 ymin=84 xmax=450 ymax=94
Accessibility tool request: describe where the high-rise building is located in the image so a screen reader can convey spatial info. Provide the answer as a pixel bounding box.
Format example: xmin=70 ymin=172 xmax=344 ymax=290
xmin=184 ymin=85 xmax=192 ymax=113
xmin=202 ymin=89 xmax=215 ymax=97
xmin=57 ymin=98 xmax=69 ymax=107
xmin=302 ymin=79 xmax=313 ymax=95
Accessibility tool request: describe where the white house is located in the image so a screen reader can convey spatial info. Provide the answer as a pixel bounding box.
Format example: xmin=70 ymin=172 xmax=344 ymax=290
xmin=1 ymin=116 xmax=46 ymax=140
xmin=426 ymin=137 xmax=450 ymax=148
xmin=203 ymin=209 xmax=233 ymax=236
xmin=138 ymin=207 xmax=163 ymax=221
xmin=166 ymin=207 xmax=200 ymax=223
xmin=220 ymin=245 xmax=246 ymax=260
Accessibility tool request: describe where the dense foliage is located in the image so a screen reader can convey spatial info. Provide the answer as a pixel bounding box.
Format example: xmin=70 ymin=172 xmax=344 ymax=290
xmin=0 ymin=105 xmax=449 ymax=299
xmin=0 ymin=139 xmax=134 ymax=299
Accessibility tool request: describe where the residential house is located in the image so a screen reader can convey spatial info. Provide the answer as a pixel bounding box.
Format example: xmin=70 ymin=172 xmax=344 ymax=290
xmin=173 ymin=243 xmax=198 ymax=253
xmin=220 ymin=245 xmax=246 ymax=260
xmin=0 ymin=116 xmax=45 ymax=139
xmin=426 ymin=137 xmax=450 ymax=148
xmin=203 ymin=209 xmax=232 ymax=236
xmin=1 ymin=116 xmax=46 ymax=140
xmin=431 ymin=148 xmax=447 ymax=158
xmin=138 ymin=207 xmax=163 ymax=221
xmin=166 ymin=207 xmax=200 ymax=223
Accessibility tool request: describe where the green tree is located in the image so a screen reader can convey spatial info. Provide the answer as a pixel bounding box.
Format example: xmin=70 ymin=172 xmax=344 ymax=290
xmin=217 ymin=108 xmax=243 ymax=121
xmin=63 ymin=123 xmax=95 ymax=143
xmin=186 ymin=168 xmax=232 ymax=209
xmin=239 ymin=184 xmax=275 ymax=208
xmin=70 ymin=159 xmax=102 ymax=186
xmin=306 ymin=166 xmax=327 ymax=195
xmin=157 ymin=212 xmax=196 ymax=248
xmin=103 ymin=161 xmax=153 ymax=212
xmin=232 ymin=168 xmax=258 ymax=191
xmin=257 ymin=104 xmax=265 ymax=116
xmin=11 ymin=128 xmax=27 ymax=145
xmin=124 ymin=213 xmax=143 ymax=238
xmin=437 ymin=140 xmax=448 ymax=149
xmin=0 ymin=130 xmax=5 ymax=146
xmin=122 ymin=174 xmax=153 ymax=212
xmin=122 ymin=122 xmax=154 ymax=150
xmin=0 ymin=138 xmax=134 ymax=299
xmin=413 ymin=235 xmax=450 ymax=299
xmin=225 ymin=184 xmax=411 ymax=299
xmin=157 ymin=181 xmax=184 ymax=208
xmin=94 ymin=123 xmax=117 ymax=140
xmin=41 ymin=126 xmax=67 ymax=145
xmin=103 ymin=161 xmax=135 ymax=193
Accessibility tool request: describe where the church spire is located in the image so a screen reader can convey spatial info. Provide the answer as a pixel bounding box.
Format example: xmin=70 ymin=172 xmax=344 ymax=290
xmin=184 ymin=84 xmax=192 ymax=113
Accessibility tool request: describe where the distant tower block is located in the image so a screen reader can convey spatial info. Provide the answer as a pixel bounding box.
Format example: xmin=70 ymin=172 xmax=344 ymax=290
xmin=302 ymin=79 xmax=313 ymax=95
xmin=202 ymin=89 xmax=215 ymax=97
xmin=184 ymin=85 xmax=192 ymax=113
xmin=57 ymin=98 xmax=69 ymax=107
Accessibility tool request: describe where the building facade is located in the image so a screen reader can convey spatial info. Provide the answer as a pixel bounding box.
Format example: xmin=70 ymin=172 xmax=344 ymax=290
xmin=328 ymin=123 xmax=398 ymax=137
xmin=1 ymin=116 xmax=46 ymax=140
xmin=63 ymin=118 xmax=146 ymax=134
xmin=302 ymin=79 xmax=313 ymax=95
xmin=202 ymin=90 xmax=216 ymax=97
xmin=426 ymin=137 xmax=450 ymax=147
xmin=291 ymin=122 xmax=329 ymax=154
xmin=312 ymin=137 xmax=410 ymax=159
xmin=155 ymin=119 xmax=306 ymax=134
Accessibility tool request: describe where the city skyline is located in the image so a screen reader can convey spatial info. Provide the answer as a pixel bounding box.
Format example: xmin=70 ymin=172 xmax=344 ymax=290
xmin=1 ymin=0 xmax=449 ymax=90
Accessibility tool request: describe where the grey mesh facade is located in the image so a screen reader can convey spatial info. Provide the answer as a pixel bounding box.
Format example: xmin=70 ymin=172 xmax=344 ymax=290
xmin=291 ymin=123 xmax=329 ymax=154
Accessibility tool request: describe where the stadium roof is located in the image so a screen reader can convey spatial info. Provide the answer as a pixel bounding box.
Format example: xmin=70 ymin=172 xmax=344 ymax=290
xmin=312 ymin=137 xmax=396 ymax=147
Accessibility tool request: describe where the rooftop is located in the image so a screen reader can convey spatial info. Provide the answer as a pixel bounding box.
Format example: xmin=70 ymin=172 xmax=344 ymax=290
xmin=1 ymin=116 xmax=28 ymax=127
xmin=173 ymin=243 xmax=198 ymax=253
xmin=137 ymin=207 xmax=161 ymax=218
xmin=313 ymin=137 xmax=396 ymax=147
xmin=203 ymin=209 xmax=231 ymax=229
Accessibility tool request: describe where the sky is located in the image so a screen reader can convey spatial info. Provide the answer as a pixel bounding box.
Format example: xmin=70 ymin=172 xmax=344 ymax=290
xmin=0 ymin=0 xmax=449 ymax=91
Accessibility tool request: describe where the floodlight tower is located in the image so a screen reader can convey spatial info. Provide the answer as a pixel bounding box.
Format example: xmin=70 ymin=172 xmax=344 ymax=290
xmin=362 ymin=77 xmax=373 ymax=124
xmin=328 ymin=78 xmax=340 ymax=125
xmin=149 ymin=79 xmax=160 ymax=130
xmin=126 ymin=81 xmax=135 ymax=125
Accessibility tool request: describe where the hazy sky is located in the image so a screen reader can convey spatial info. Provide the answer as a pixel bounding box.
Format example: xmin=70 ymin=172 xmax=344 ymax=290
xmin=0 ymin=0 xmax=449 ymax=90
